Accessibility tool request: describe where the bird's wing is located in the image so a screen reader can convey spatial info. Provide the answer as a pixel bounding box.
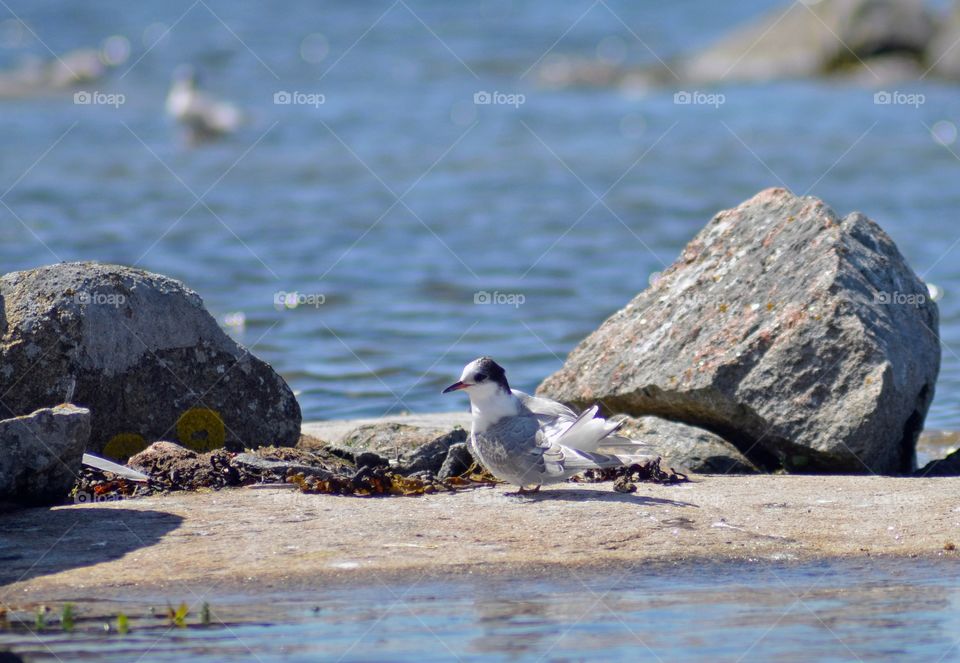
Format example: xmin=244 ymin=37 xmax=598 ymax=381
xmin=482 ymin=414 xmax=559 ymax=480
xmin=536 ymin=435 xmax=643 ymax=476
xmin=512 ymin=390 xmax=578 ymax=440
xmin=516 ymin=390 xmax=650 ymax=454
xmin=513 ymin=390 xmax=578 ymax=421
xmin=553 ymin=405 xmax=635 ymax=453
xmin=488 ymin=413 xmax=646 ymax=480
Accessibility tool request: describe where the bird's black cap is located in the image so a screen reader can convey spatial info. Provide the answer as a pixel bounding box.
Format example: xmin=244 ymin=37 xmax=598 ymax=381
xmin=473 ymin=356 xmax=509 ymax=390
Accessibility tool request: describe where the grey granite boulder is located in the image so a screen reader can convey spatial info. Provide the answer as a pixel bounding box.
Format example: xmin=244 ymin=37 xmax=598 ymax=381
xmin=615 ymin=417 xmax=758 ymax=475
xmin=537 ymin=0 xmax=933 ymax=90
xmin=0 ymin=404 xmax=90 ymax=506
xmin=0 ymin=262 xmax=301 ymax=454
xmin=539 ymin=188 xmax=939 ymax=474
xmin=678 ymin=0 xmax=933 ymax=83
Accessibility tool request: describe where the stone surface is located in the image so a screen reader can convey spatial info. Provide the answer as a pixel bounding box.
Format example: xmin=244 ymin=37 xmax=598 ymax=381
xmin=300 ymin=412 xmax=471 ymax=447
xmin=678 ymin=0 xmax=933 ymax=83
xmin=324 ymin=421 xmax=469 ymax=475
xmin=399 ymin=427 xmax=469 ymax=475
xmin=536 ymin=0 xmax=937 ymax=91
xmin=231 ymin=453 xmax=330 ymax=480
xmin=0 ymin=262 xmax=301 ymax=453
xmin=538 ymin=188 xmax=939 ymax=474
xmin=916 ymin=448 xmax=960 ymax=477
xmin=438 ymin=441 xmax=475 ymax=480
xmin=2 ymin=475 xmax=959 ymax=601
xmin=616 ymin=417 xmax=758 ymax=474
xmin=928 ymin=2 xmax=960 ymax=80
xmin=917 ymin=430 xmax=960 ymax=468
xmin=0 ymin=404 xmax=90 ymax=506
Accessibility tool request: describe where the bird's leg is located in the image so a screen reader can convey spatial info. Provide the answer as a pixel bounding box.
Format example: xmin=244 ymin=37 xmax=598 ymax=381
xmin=508 ymin=485 xmax=541 ymax=496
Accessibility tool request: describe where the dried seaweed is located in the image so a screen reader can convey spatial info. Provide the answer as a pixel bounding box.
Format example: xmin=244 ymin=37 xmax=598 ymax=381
xmin=573 ymin=458 xmax=689 ymax=488
xmin=72 ymin=438 xmax=679 ymax=501
xmin=289 ymin=464 xmax=498 ymax=497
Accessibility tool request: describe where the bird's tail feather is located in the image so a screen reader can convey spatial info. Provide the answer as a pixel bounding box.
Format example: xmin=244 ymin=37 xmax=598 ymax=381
xmin=598 ymin=433 xmax=652 ymax=451
xmin=567 ymin=449 xmax=657 ymax=470
xmin=557 ymin=408 xmax=645 ymax=453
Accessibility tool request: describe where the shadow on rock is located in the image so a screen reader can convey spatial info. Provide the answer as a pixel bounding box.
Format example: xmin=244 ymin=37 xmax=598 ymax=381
xmin=515 ymin=489 xmax=698 ymax=508
xmin=0 ymin=507 xmax=182 ymax=586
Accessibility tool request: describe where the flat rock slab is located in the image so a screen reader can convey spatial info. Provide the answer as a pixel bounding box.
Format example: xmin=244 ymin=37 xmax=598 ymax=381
xmin=1 ymin=475 xmax=958 ymax=601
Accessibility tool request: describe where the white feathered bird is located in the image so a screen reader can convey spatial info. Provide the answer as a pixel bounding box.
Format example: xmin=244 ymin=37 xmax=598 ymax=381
xmin=443 ymin=357 xmax=654 ymax=493
xmin=165 ymin=65 xmax=242 ymax=141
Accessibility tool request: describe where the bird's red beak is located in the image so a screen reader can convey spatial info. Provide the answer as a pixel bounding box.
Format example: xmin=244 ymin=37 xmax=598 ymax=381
xmin=442 ymin=381 xmax=469 ymax=394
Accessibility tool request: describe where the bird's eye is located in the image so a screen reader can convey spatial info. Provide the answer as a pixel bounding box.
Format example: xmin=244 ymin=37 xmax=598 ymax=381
xmin=475 ymin=373 xmax=487 ymax=382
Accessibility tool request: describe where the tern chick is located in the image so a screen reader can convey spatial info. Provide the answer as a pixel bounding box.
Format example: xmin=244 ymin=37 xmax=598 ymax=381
xmin=443 ymin=357 xmax=653 ymax=493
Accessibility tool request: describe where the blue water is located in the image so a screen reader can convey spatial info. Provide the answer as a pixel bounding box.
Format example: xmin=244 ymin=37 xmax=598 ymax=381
xmin=1 ymin=0 xmax=958 ymax=426
xmin=2 ymin=559 xmax=959 ymax=661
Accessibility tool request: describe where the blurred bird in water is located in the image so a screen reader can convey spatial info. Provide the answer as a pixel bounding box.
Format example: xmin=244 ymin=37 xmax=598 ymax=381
xmin=165 ymin=65 xmax=242 ymax=143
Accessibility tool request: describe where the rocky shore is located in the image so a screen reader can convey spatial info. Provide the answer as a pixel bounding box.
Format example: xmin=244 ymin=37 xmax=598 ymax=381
xmin=1 ymin=185 xmax=957 ymax=609
xmin=0 ymin=411 xmax=957 ymax=606
xmin=0 ymin=189 xmax=953 ymax=510
xmin=1 ymin=455 xmax=958 ymax=605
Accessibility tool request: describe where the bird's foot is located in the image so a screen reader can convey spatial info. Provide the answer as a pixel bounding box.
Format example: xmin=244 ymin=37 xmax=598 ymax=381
xmin=507 ymin=485 xmax=541 ymax=496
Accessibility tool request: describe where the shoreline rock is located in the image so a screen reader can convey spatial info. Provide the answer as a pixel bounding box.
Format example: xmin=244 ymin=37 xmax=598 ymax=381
xmin=916 ymin=447 xmax=960 ymax=477
xmin=0 ymin=262 xmax=301 ymax=455
xmin=324 ymin=421 xmax=469 ymax=475
xmin=0 ymin=404 xmax=90 ymax=506
xmin=928 ymin=1 xmax=960 ymax=80
xmin=538 ymin=188 xmax=940 ymax=474
xmin=676 ymin=0 xmax=933 ymax=84
xmin=538 ymin=0 xmax=944 ymax=88
xmin=616 ymin=416 xmax=759 ymax=474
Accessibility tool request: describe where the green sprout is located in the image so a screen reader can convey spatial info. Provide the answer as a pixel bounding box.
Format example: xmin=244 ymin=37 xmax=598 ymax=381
xmin=61 ymin=603 xmax=75 ymax=632
xmin=116 ymin=612 xmax=129 ymax=635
